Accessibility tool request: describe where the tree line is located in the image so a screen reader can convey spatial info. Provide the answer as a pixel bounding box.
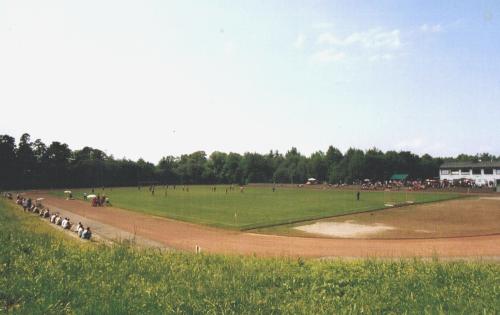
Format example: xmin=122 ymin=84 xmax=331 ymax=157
xmin=1 ymin=133 xmax=498 ymax=189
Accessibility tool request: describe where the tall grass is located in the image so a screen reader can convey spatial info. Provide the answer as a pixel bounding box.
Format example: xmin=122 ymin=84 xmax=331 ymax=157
xmin=1 ymin=200 xmax=499 ymax=314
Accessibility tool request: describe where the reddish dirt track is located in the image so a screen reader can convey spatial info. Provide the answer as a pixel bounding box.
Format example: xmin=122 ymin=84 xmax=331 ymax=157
xmin=31 ymin=193 xmax=500 ymax=258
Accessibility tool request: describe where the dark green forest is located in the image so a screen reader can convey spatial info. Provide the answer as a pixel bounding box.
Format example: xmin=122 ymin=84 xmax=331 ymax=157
xmin=1 ymin=133 xmax=498 ymax=189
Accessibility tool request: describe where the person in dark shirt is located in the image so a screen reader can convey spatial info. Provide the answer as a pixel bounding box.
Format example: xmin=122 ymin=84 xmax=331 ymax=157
xmin=81 ymin=227 xmax=92 ymax=240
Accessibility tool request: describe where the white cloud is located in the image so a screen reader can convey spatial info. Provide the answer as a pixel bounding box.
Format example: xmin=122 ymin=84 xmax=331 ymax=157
xmin=310 ymin=49 xmax=345 ymax=63
xmin=317 ymin=28 xmax=401 ymax=49
xmin=312 ymin=22 xmax=333 ymax=29
xmin=397 ymin=137 xmax=424 ymax=149
xmin=293 ymin=33 xmax=305 ymax=49
xmin=224 ymin=41 xmax=235 ymax=55
xmin=369 ymin=54 xmax=393 ymax=62
xmin=420 ymin=24 xmax=442 ymax=33
xmin=317 ymin=33 xmax=343 ymax=45
xmin=396 ymin=137 xmax=445 ymax=155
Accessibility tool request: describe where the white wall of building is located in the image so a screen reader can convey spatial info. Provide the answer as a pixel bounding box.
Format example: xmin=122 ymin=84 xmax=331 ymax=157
xmin=439 ymin=167 xmax=500 ymax=187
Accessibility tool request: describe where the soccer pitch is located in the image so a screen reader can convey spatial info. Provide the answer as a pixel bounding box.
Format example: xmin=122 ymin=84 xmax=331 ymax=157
xmin=50 ymin=186 xmax=461 ymax=230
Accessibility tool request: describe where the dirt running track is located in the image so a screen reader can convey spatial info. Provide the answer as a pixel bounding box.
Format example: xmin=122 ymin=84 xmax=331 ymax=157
xmin=31 ymin=193 xmax=500 ymax=258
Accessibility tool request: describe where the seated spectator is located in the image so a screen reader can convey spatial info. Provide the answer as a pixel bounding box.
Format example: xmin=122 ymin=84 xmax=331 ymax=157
xmin=81 ymin=227 xmax=92 ymax=240
xmin=50 ymin=213 xmax=57 ymax=223
xmin=83 ymin=193 xmax=87 ymax=200
xmin=55 ymin=215 xmax=62 ymax=225
xmin=62 ymin=218 xmax=71 ymax=230
xmin=75 ymin=222 xmax=84 ymax=237
xmin=91 ymin=197 xmax=97 ymax=207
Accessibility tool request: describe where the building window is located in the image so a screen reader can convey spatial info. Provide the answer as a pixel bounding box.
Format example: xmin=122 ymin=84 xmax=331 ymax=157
xmin=496 ymin=169 xmax=500 ymax=175
xmin=484 ymin=168 xmax=493 ymax=175
xmin=440 ymin=169 xmax=450 ymax=175
xmin=473 ymin=168 xmax=481 ymax=175
xmin=460 ymin=169 xmax=470 ymax=175
xmin=451 ymin=169 xmax=459 ymax=175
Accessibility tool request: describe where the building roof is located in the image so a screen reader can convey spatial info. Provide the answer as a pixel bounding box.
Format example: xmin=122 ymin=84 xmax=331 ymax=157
xmin=440 ymin=161 xmax=500 ymax=169
xmin=390 ymin=174 xmax=408 ymax=180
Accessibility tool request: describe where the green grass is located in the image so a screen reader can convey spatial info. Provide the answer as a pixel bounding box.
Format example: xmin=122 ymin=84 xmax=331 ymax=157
xmin=50 ymin=186 xmax=461 ymax=230
xmin=1 ymin=199 xmax=499 ymax=314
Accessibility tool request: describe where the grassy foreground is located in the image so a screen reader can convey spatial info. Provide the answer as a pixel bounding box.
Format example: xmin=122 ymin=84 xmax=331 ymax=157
xmin=50 ymin=186 xmax=460 ymax=229
xmin=1 ymin=199 xmax=499 ymax=314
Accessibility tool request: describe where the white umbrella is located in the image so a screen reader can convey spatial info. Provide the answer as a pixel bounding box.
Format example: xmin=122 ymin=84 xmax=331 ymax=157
xmin=87 ymin=194 xmax=97 ymax=199
xmin=36 ymin=198 xmax=44 ymax=201
xmin=64 ymin=190 xmax=72 ymax=194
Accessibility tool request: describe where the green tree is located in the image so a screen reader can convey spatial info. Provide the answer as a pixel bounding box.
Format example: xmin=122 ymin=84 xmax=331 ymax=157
xmin=279 ymin=147 xmax=308 ymax=184
xmin=0 ymin=135 xmax=17 ymax=189
xmin=176 ymin=151 xmax=207 ymax=184
xmin=419 ymin=154 xmax=441 ymax=180
xmin=222 ymin=153 xmax=243 ymax=184
xmin=240 ymin=152 xmax=269 ymax=184
xmin=342 ymin=148 xmax=365 ymax=184
xmin=16 ymin=133 xmax=37 ymax=188
xmin=206 ymin=151 xmax=228 ymax=183
xmin=364 ymin=148 xmax=385 ymax=180
xmin=44 ymin=141 xmax=72 ymax=188
xmin=309 ymin=151 xmax=327 ymax=182
xmin=157 ymin=156 xmax=179 ymax=184
xmin=137 ymin=158 xmax=156 ymax=183
xmin=325 ymin=146 xmax=343 ymax=183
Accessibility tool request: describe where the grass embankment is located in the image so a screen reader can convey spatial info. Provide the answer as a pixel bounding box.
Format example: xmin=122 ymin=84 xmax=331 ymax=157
xmin=50 ymin=186 xmax=461 ymax=230
xmin=1 ymin=199 xmax=499 ymax=314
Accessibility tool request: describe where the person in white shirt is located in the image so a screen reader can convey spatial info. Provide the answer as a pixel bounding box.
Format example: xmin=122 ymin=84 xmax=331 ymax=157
xmin=62 ymin=218 xmax=71 ymax=229
xmin=75 ymin=222 xmax=84 ymax=237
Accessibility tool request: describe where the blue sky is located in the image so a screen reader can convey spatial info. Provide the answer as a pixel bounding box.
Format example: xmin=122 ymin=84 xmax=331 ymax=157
xmin=1 ymin=1 xmax=499 ymax=162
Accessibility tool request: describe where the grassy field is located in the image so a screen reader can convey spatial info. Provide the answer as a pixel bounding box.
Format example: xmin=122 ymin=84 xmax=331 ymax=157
xmin=50 ymin=186 xmax=461 ymax=230
xmin=1 ymin=199 xmax=499 ymax=314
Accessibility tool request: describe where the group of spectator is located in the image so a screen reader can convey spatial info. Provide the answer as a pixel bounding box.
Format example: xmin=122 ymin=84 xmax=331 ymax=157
xmin=84 ymin=193 xmax=110 ymax=207
xmin=358 ymin=180 xmax=410 ymax=191
xmin=11 ymin=194 xmax=92 ymax=240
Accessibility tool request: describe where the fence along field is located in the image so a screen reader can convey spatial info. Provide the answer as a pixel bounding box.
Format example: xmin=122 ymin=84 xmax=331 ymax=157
xmin=50 ymin=186 xmax=461 ymax=230
xmin=1 ymin=199 xmax=499 ymax=314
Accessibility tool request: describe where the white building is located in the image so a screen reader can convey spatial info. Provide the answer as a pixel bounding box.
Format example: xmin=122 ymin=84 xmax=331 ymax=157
xmin=439 ymin=161 xmax=500 ymax=188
